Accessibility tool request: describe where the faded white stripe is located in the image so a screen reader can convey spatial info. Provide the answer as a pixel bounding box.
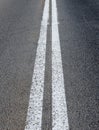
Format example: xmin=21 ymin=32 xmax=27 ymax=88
xmin=52 ymin=0 xmax=69 ymax=130
xmin=24 ymin=0 xmax=49 ymax=129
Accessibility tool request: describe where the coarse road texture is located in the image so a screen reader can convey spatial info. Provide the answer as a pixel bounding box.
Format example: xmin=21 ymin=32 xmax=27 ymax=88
xmin=0 ymin=0 xmax=99 ymax=130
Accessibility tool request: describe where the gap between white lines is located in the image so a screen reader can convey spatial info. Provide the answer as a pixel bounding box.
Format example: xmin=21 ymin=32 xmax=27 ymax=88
xmin=52 ymin=0 xmax=69 ymax=130
xmin=24 ymin=0 xmax=49 ymax=129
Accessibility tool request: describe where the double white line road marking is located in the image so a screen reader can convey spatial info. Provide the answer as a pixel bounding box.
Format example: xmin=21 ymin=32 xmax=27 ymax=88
xmin=25 ymin=0 xmax=69 ymax=129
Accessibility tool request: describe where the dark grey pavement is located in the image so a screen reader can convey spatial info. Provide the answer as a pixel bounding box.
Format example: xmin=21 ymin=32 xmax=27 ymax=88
xmin=0 ymin=0 xmax=99 ymax=130
xmin=0 ymin=0 xmax=44 ymax=130
xmin=58 ymin=0 xmax=99 ymax=129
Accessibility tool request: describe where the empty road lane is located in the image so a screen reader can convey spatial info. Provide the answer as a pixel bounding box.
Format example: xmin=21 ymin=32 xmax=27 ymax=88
xmin=0 ymin=0 xmax=99 ymax=130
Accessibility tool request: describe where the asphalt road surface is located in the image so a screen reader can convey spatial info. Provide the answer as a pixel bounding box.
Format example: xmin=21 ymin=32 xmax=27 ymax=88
xmin=0 ymin=0 xmax=99 ymax=130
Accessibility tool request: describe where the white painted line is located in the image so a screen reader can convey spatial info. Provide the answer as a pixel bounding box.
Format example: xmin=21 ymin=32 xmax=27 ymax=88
xmin=24 ymin=0 xmax=49 ymax=129
xmin=52 ymin=0 xmax=69 ymax=130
